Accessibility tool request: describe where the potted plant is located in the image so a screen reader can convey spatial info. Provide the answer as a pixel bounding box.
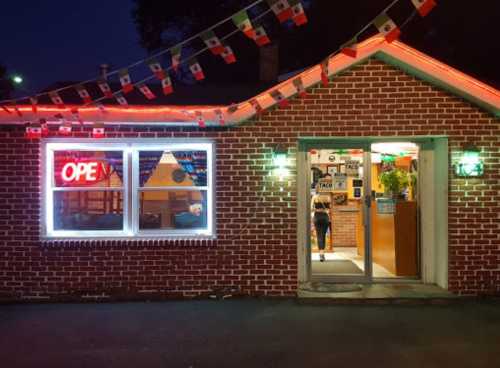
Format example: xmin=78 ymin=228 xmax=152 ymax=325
xmin=379 ymin=168 xmax=410 ymax=200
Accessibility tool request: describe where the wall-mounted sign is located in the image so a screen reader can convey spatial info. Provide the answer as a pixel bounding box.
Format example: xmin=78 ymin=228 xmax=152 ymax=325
xmin=345 ymin=160 xmax=359 ymax=177
xmin=317 ymin=180 xmax=333 ymax=192
xmin=333 ymin=173 xmax=347 ymax=191
xmin=352 ymin=179 xmax=363 ymax=187
xmin=353 ymin=187 xmax=362 ymax=198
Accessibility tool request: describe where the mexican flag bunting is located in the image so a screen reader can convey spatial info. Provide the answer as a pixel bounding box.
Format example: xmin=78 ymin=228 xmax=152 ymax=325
xmin=92 ymin=122 xmax=105 ymax=138
xmin=227 ymin=103 xmax=239 ymax=114
xmin=195 ymin=111 xmax=205 ymax=128
xmin=189 ymin=59 xmax=205 ymax=81
xmin=267 ymin=0 xmax=293 ymax=23
xmin=138 ymin=83 xmax=156 ymax=100
xmin=320 ymin=59 xmax=330 ymax=86
xmin=201 ymin=30 xmax=225 ymax=55
xmin=70 ymin=107 xmax=83 ymax=124
xmin=221 ymin=45 xmax=237 ymax=64
xmin=162 ymin=75 xmax=174 ymax=95
xmin=25 ymin=122 xmax=42 ymax=139
xmin=115 ymin=93 xmax=128 ymax=106
xmin=411 ymin=0 xmax=436 ymax=17
xmin=232 ymin=10 xmax=255 ymax=39
xmin=30 ymin=97 xmax=38 ymax=113
xmin=58 ymin=118 xmax=72 ymax=136
xmin=373 ymin=13 xmax=401 ymax=43
xmin=171 ymin=46 xmax=182 ymax=72
xmin=270 ymin=90 xmax=289 ymax=108
xmin=253 ymin=26 xmax=271 ymax=47
xmin=97 ymin=79 xmax=113 ymax=98
xmin=293 ymin=77 xmax=307 ymax=98
xmin=75 ymin=84 xmax=92 ymax=104
xmin=1 ymin=105 xmax=12 ymax=114
xmin=214 ymin=109 xmax=225 ymax=125
xmin=341 ymin=37 xmax=358 ymax=58
xmin=289 ymin=0 xmax=308 ymax=26
xmin=40 ymin=118 xmax=49 ymax=137
xmin=147 ymin=58 xmax=166 ymax=80
xmin=49 ymin=91 xmax=65 ymax=108
xmin=249 ymin=98 xmax=263 ymax=114
xmin=119 ymin=69 xmax=134 ymax=94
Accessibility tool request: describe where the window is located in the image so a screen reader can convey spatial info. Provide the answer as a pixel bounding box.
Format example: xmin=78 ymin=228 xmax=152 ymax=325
xmin=43 ymin=140 xmax=214 ymax=238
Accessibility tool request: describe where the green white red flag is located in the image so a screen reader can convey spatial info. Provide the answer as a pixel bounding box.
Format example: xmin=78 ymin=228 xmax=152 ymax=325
xmin=115 ymin=93 xmax=128 ymax=106
xmin=58 ymin=117 xmax=72 ymax=136
xmin=25 ymin=122 xmax=42 ymax=139
xmin=411 ymin=0 xmax=436 ymax=17
xmin=270 ymin=90 xmax=289 ymax=108
xmin=138 ymin=83 xmax=156 ymax=100
xmin=95 ymin=102 xmax=107 ymax=114
xmin=75 ymin=84 xmax=92 ymax=104
xmin=249 ymin=98 xmax=263 ymax=115
xmin=119 ymin=69 xmax=134 ymax=93
xmin=293 ymin=77 xmax=307 ymax=98
xmin=40 ymin=118 xmax=49 ymax=137
xmin=92 ymin=122 xmax=105 ymax=138
xmin=162 ymin=75 xmax=173 ymax=95
xmin=320 ymin=59 xmax=329 ymax=86
xmin=341 ymin=38 xmax=358 ymax=58
xmin=49 ymin=91 xmax=65 ymax=108
xmin=267 ymin=0 xmax=293 ymax=23
xmin=253 ymin=26 xmax=271 ymax=47
xmin=221 ymin=45 xmax=236 ymax=64
xmin=373 ymin=13 xmax=401 ymax=43
xmin=201 ymin=30 xmax=225 ymax=55
xmin=232 ymin=10 xmax=255 ymax=39
xmin=30 ymin=97 xmax=38 ymax=113
xmin=147 ymin=58 xmax=166 ymax=80
xmin=171 ymin=46 xmax=182 ymax=72
xmin=189 ymin=59 xmax=205 ymax=81
xmin=289 ymin=0 xmax=307 ymax=26
xmin=97 ymin=79 xmax=113 ymax=98
xmin=195 ymin=111 xmax=205 ymax=128
xmin=214 ymin=109 xmax=225 ymax=125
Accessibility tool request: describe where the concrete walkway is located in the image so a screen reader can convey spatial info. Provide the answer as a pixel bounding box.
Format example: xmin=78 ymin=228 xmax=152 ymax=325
xmin=1 ymin=299 xmax=499 ymax=368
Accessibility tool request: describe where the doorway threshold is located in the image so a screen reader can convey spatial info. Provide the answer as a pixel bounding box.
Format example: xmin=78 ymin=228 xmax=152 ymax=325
xmin=297 ymin=283 xmax=458 ymax=303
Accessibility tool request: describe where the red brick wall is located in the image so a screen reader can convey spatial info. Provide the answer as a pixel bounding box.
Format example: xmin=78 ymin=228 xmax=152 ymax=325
xmin=0 ymin=58 xmax=498 ymax=299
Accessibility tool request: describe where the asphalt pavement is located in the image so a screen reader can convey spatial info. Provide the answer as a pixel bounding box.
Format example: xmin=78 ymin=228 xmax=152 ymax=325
xmin=1 ymin=299 xmax=499 ymax=368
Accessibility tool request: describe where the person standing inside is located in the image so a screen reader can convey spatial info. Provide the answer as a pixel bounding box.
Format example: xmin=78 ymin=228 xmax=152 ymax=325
xmin=311 ymin=184 xmax=331 ymax=262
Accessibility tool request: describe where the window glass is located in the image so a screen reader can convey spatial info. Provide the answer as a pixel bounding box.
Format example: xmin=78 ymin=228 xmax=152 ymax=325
xmin=139 ymin=190 xmax=207 ymax=230
xmin=53 ymin=191 xmax=123 ymax=231
xmin=53 ymin=151 xmax=123 ymax=188
xmin=140 ymin=150 xmax=207 ymax=188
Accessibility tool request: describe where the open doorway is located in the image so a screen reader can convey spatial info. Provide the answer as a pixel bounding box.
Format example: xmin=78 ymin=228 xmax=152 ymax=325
xmin=308 ymin=142 xmax=420 ymax=279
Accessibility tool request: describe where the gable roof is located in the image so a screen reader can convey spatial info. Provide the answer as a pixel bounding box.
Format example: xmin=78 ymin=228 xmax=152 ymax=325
xmin=1 ymin=35 xmax=499 ymax=126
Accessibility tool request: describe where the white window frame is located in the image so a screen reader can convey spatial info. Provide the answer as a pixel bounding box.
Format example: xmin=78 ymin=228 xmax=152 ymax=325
xmin=42 ymin=139 xmax=215 ymax=239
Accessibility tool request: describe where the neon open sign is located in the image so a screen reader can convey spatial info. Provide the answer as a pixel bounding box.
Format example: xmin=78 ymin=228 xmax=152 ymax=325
xmin=60 ymin=161 xmax=111 ymax=185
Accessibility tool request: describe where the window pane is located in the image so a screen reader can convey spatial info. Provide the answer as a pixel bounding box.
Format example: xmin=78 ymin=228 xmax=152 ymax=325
xmin=53 ymin=151 xmax=123 ymax=188
xmin=140 ymin=150 xmax=207 ymax=188
xmin=139 ymin=190 xmax=208 ymax=230
xmin=53 ymin=191 xmax=123 ymax=231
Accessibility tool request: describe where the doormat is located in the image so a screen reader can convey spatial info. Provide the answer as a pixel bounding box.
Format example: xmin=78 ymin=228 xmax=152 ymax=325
xmin=311 ymin=260 xmax=364 ymax=275
xmin=299 ymin=282 xmax=363 ymax=293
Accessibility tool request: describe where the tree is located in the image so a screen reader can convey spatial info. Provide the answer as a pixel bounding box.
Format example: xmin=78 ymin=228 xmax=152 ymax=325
xmin=0 ymin=64 xmax=14 ymax=100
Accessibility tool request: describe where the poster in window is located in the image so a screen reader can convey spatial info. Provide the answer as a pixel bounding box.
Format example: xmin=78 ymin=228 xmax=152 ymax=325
xmin=333 ymin=173 xmax=347 ymax=191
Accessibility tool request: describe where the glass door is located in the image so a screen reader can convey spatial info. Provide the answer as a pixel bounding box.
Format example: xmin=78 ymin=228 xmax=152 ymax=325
xmin=307 ymin=144 xmax=372 ymax=282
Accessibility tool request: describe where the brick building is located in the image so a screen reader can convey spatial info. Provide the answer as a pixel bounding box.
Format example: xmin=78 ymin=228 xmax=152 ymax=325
xmin=0 ymin=36 xmax=498 ymax=300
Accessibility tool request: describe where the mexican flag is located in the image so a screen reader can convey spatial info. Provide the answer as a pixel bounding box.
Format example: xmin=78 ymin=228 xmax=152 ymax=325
xmin=30 ymin=97 xmax=38 ymax=113
xmin=320 ymin=59 xmax=329 ymax=86
xmin=411 ymin=0 xmax=436 ymax=17
xmin=40 ymin=118 xmax=49 ymax=137
xmin=162 ymin=76 xmax=174 ymax=95
xmin=250 ymin=98 xmax=263 ymax=115
xmin=147 ymin=58 xmax=166 ymax=80
xmin=293 ymin=77 xmax=307 ymax=98
xmin=341 ymin=37 xmax=358 ymax=58
xmin=95 ymin=103 xmax=107 ymax=114
xmin=267 ymin=0 xmax=293 ymax=23
xmin=289 ymin=0 xmax=307 ymax=26
xmin=119 ymin=69 xmax=134 ymax=94
xmin=214 ymin=109 xmax=225 ymax=126
xmin=373 ymin=13 xmax=401 ymax=43
xmin=25 ymin=123 xmax=42 ymax=139
xmin=221 ymin=45 xmax=237 ymax=64
xmin=115 ymin=93 xmax=128 ymax=106
xmin=70 ymin=107 xmax=83 ymax=125
xmin=196 ymin=111 xmax=205 ymax=128
xmin=58 ymin=120 xmax=72 ymax=136
xmin=171 ymin=46 xmax=182 ymax=72
xmin=49 ymin=91 xmax=65 ymax=108
xmin=189 ymin=59 xmax=205 ymax=81
xmin=97 ymin=79 xmax=113 ymax=98
xmin=253 ymin=26 xmax=271 ymax=47
xmin=76 ymin=84 xmax=92 ymax=104
xmin=92 ymin=122 xmax=105 ymax=139
xmin=270 ymin=90 xmax=289 ymax=108
xmin=201 ymin=30 xmax=225 ymax=55
xmin=138 ymin=83 xmax=156 ymax=100
xmin=232 ymin=10 xmax=255 ymax=39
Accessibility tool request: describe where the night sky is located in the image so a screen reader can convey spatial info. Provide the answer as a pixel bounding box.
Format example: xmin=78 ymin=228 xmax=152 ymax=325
xmin=1 ymin=0 xmax=499 ymax=99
